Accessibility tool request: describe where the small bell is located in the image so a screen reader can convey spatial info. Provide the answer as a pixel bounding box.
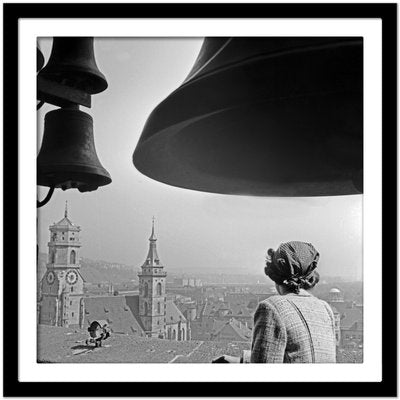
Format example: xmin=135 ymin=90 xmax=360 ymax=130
xmin=38 ymin=37 xmax=108 ymax=94
xmin=37 ymin=108 xmax=111 ymax=192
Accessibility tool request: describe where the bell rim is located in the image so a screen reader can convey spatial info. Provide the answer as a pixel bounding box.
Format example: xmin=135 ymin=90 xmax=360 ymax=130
xmin=37 ymin=172 xmax=112 ymax=189
xmin=133 ymin=154 xmax=362 ymax=197
xmin=133 ymin=142 xmax=363 ymax=197
xmin=38 ymin=66 xmax=108 ymax=94
xmin=133 ymin=160 xmax=362 ymax=197
xmin=37 ymin=47 xmax=45 ymax=72
xmin=133 ymin=95 xmax=363 ymax=197
xmin=37 ymin=163 xmax=111 ymax=178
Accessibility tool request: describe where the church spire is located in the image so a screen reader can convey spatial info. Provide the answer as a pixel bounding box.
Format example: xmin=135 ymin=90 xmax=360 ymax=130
xmin=143 ymin=217 xmax=161 ymax=267
xmin=53 ymin=200 xmax=77 ymax=227
xmin=149 ymin=216 xmax=156 ymax=241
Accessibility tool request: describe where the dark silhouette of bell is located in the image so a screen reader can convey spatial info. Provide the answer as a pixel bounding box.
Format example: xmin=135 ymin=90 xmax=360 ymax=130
xmin=37 ymin=108 xmax=111 ymax=192
xmin=133 ymin=37 xmax=363 ymax=196
xmin=38 ymin=37 xmax=108 ymax=94
xmin=37 ymin=46 xmax=45 ymax=72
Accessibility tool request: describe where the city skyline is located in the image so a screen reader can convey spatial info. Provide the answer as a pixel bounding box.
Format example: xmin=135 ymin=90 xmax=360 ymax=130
xmin=39 ymin=199 xmax=362 ymax=281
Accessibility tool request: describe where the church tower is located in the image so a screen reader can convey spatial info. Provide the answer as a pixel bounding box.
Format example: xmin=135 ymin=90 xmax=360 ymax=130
xmin=138 ymin=218 xmax=167 ymax=338
xmin=39 ymin=202 xmax=84 ymax=327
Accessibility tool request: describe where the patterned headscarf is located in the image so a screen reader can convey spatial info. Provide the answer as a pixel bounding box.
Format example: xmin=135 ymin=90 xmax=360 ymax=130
xmin=265 ymin=241 xmax=319 ymax=291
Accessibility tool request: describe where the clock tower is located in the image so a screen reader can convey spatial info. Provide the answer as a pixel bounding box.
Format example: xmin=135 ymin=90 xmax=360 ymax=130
xmin=138 ymin=218 xmax=167 ymax=338
xmin=39 ymin=202 xmax=84 ymax=327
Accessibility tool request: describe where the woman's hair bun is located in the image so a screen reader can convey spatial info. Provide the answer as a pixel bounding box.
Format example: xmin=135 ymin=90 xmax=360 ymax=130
xmin=302 ymin=271 xmax=320 ymax=290
xmin=282 ymin=278 xmax=302 ymax=294
xmin=267 ymin=248 xmax=275 ymax=258
xmin=283 ymin=271 xmax=320 ymax=293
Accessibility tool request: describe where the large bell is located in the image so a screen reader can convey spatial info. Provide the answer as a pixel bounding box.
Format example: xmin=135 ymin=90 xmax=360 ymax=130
xmin=38 ymin=37 xmax=108 ymax=94
xmin=37 ymin=108 xmax=112 ymax=192
xmin=37 ymin=46 xmax=45 ymax=72
xmin=133 ymin=37 xmax=363 ymax=196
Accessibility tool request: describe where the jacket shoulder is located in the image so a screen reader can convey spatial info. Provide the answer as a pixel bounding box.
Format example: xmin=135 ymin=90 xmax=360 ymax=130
xmin=258 ymin=295 xmax=288 ymax=310
xmin=254 ymin=296 xmax=286 ymax=325
xmin=259 ymin=294 xmax=331 ymax=311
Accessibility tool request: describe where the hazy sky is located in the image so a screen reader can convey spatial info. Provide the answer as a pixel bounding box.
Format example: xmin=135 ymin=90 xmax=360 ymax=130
xmin=37 ymin=38 xmax=362 ymax=280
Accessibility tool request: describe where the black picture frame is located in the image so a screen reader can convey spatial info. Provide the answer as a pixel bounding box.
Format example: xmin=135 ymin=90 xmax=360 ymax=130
xmin=3 ymin=2 xmax=397 ymax=397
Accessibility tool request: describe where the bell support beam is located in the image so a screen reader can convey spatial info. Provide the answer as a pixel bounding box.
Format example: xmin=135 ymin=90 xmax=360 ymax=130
xmin=37 ymin=76 xmax=91 ymax=108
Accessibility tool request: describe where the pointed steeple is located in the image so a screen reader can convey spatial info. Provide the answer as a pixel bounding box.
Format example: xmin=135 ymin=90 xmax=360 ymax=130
xmin=149 ymin=216 xmax=157 ymax=241
xmin=143 ymin=218 xmax=161 ymax=267
xmin=54 ymin=201 xmax=76 ymax=227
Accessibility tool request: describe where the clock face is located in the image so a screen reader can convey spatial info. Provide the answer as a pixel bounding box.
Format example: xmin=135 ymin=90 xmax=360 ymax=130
xmin=66 ymin=270 xmax=78 ymax=285
xmin=46 ymin=271 xmax=55 ymax=285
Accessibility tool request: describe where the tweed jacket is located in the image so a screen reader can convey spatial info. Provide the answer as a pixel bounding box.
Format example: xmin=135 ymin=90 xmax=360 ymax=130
xmin=249 ymin=290 xmax=336 ymax=363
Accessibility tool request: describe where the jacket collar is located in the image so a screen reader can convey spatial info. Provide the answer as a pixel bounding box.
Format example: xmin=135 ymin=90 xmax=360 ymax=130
xmin=284 ymin=289 xmax=313 ymax=297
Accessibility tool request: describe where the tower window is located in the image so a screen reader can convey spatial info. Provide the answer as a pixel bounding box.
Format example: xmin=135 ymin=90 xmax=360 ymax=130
xmin=71 ymin=286 xmax=74 ymax=293
xmin=157 ymin=302 xmax=161 ymax=314
xmin=72 ymin=312 xmax=74 ymax=317
xmin=144 ymin=282 xmax=148 ymax=297
xmin=156 ymin=282 xmax=162 ymax=296
xmin=70 ymin=250 xmax=76 ymax=264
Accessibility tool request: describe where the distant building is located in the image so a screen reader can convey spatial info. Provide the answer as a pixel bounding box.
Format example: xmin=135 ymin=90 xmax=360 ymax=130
xmin=176 ymin=302 xmax=197 ymax=321
xmin=174 ymin=278 xmax=189 ymax=287
xmin=84 ymin=295 xmax=145 ymax=336
xmin=339 ymin=308 xmax=363 ymax=350
xmin=327 ymin=287 xmax=363 ymax=350
xmin=329 ymin=287 xmax=344 ymax=303
xmin=39 ymin=202 xmax=85 ymax=327
xmin=136 ymin=219 xmax=189 ymax=340
xmin=173 ymin=277 xmax=202 ymax=287
xmin=137 ymin=218 xmax=168 ymax=338
xmin=194 ymin=278 xmax=202 ymax=287
xmin=38 ymin=213 xmax=190 ymax=341
xmin=330 ymin=305 xmax=341 ymax=345
xmin=210 ymin=318 xmax=252 ymax=342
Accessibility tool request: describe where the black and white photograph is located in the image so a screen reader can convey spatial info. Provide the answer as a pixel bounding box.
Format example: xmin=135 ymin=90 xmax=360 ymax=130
xmin=3 ymin=2 xmax=396 ymax=397
xmin=36 ymin=35 xmax=364 ymax=364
